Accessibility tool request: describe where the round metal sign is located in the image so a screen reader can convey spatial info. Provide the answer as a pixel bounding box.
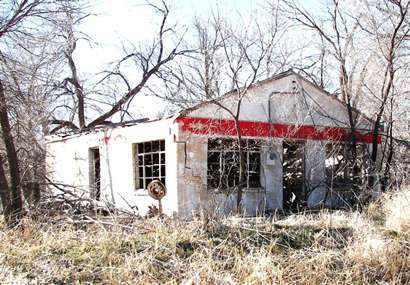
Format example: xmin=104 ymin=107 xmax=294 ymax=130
xmin=147 ymin=180 xmax=167 ymax=201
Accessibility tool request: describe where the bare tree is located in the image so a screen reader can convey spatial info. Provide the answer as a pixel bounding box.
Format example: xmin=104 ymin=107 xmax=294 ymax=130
xmin=281 ymin=0 xmax=410 ymax=192
xmin=361 ymin=0 xmax=410 ymax=190
xmin=0 ymin=0 xmax=84 ymax=227
xmin=0 ymin=0 xmax=54 ymax=226
xmin=0 ymin=79 xmax=22 ymax=226
xmin=61 ymin=8 xmax=87 ymax=129
xmin=50 ymin=0 xmax=192 ymax=133
xmin=281 ymin=0 xmax=367 ymax=183
xmin=156 ymin=9 xmax=287 ymax=211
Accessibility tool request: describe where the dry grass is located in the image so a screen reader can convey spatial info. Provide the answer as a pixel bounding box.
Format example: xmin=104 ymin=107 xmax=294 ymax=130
xmin=0 ymin=188 xmax=409 ymax=284
xmin=384 ymin=187 xmax=410 ymax=234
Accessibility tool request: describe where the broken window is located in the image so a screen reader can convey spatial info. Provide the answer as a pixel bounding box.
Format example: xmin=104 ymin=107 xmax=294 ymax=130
xmin=207 ymin=138 xmax=261 ymax=191
xmin=89 ymin=147 xmax=101 ymax=200
xmin=134 ymin=140 xmax=166 ymax=189
xmin=325 ymin=142 xmax=368 ymax=191
xmin=282 ymin=140 xmax=306 ymax=210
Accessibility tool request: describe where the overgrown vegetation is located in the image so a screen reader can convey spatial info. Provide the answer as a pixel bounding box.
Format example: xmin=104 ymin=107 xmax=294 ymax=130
xmin=0 ymin=187 xmax=409 ymax=284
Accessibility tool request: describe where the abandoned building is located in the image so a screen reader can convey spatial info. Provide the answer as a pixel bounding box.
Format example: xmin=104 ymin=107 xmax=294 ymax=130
xmin=45 ymin=70 xmax=381 ymax=216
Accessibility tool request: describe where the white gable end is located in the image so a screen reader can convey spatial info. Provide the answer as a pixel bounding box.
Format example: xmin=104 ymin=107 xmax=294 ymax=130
xmin=185 ymin=73 xmax=372 ymax=130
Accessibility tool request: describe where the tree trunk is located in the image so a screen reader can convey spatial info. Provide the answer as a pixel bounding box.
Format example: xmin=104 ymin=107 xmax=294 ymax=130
xmin=66 ymin=55 xmax=85 ymax=129
xmin=0 ymin=157 xmax=11 ymax=225
xmin=234 ymin=118 xmax=246 ymax=213
xmin=381 ymin=120 xmax=394 ymax=191
xmin=339 ymin=65 xmax=359 ymax=179
xmin=369 ymin=76 xmax=393 ymax=189
xmin=0 ymin=79 xmax=22 ymax=227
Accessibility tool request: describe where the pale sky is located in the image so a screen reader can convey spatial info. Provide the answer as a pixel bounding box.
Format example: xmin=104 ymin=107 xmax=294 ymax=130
xmin=77 ymin=0 xmax=278 ymax=73
xmin=74 ymin=0 xmax=318 ymax=119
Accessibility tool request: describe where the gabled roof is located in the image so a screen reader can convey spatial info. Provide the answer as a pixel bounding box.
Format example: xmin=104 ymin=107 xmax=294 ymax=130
xmin=177 ymin=69 xmax=375 ymax=125
xmin=177 ymin=69 xmax=295 ymax=117
xmin=291 ymin=71 xmax=375 ymax=125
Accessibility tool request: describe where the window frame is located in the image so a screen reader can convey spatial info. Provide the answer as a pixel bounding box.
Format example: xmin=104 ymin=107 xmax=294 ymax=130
xmin=325 ymin=142 xmax=368 ymax=191
xmin=133 ymin=140 xmax=166 ymax=190
xmin=207 ymin=137 xmax=262 ymax=192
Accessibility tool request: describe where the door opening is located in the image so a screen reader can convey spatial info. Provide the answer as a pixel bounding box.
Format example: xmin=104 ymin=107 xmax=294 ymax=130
xmin=89 ymin=148 xmax=101 ymax=200
xmin=282 ymin=140 xmax=305 ymax=211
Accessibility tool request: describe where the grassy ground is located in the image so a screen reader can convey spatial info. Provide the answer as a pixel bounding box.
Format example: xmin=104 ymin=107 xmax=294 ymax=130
xmin=0 ymin=188 xmax=409 ymax=284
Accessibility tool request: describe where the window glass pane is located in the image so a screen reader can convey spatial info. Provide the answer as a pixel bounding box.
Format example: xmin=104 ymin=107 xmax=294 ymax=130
xmin=208 ymin=176 xmax=219 ymax=189
xmin=138 ymin=143 xmax=143 ymax=154
xmin=135 ymin=154 xmax=141 ymax=167
xmin=144 ymin=154 xmax=153 ymax=166
xmin=153 ymin=153 xmax=159 ymax=165
xmin=247 ymin=139 xmax=260 ymax=151
xmin=249 ymin=173 xmax=260 ymax=188
xmin=208 ymin=152 xmax=219 ymax=164
xmin=226 ymin=171 xmax=238 ymax=188
xmin=134 ymin=140 xmax=165 ymax=190
xmin=153 ymin=166 xmax=160 ymax=177
xmin=225 ymin=139 xmax=237 ymax=150
xmin=145 ymin=166 xmax=152 ymax=177
xmin=145 ymin=141 xmax=152 ymax=153
xmin=207 ymin=138 xmax=260 ymax=190
xmin=208 ymin=138 xmax=220 ymax=150
xmin=249 ymin=153 xmax=260 ymax=168
xmin=152 ymin=141 xmax=160 ymax=152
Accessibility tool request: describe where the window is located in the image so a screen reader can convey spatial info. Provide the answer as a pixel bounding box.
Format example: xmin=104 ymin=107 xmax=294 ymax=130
xmin=325 ymin=142 xmax=368 ymax=190
xmin=207 ymin=138 xmax=261 ymax=191
xmin=134 ymin=140 xmax=165 ymax=189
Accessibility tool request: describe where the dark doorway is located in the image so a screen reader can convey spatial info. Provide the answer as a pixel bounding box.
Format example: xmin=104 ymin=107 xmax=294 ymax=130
xmin=282 ymin=140 xmax=305 ymax=211
xmin=89 ymin=148 xmax=101 ymax=200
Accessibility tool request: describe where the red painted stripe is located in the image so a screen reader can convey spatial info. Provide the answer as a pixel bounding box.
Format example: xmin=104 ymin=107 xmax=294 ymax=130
xmin=176 ymin=116 xmax=381 ymax=144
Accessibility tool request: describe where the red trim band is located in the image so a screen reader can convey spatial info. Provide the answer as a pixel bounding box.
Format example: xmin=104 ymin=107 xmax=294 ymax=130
xmin=176 ymin=116 xmax=381 ymax=144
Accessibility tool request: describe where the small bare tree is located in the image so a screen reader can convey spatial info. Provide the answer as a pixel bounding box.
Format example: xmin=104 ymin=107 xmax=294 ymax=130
xmin=361 ymin=0 xmax=410 ymax=190
xmin=0 ymin=0 xmax=80 ymax=227
xmin=281 ymin=0 xmax=410 ymax=192
xmin=155 ymin=8 xmax=287 ymax=211
xmin=50 ymin=0 xmax=192 ymax=133
xmin=282 ymin=0 xmax=367 ymax=184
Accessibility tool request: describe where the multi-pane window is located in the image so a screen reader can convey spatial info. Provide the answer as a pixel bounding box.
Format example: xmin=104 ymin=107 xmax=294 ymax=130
xmin=207 ymin=138 xmax=261 ymax=190
xmin=325 ymin=142 xmax=368 ymax=190
xmin=134 ymin=140 xmax=165 ymax=189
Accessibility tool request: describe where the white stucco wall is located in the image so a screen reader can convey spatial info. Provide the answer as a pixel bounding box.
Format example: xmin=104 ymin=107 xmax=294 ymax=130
xmin=186 ymin=73 xmax=372 ymax=130
xmin=174 ymin=131 xmax=322 ymax=216
xmin=174 ymin=131 xmax=285 ymax=216
xmin=173 ymin=73 xmax=375 ymax=216
xmin=46 ymin=73 xmax=376 ymax=217
xmin=46 ymin=118 xmax=179 ymax=216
